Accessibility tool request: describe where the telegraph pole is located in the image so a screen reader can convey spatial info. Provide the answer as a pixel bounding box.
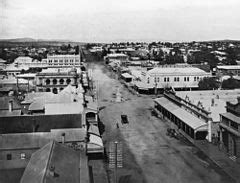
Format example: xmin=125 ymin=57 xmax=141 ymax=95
xmin=115 ymin=141 xmax=118 ymax=183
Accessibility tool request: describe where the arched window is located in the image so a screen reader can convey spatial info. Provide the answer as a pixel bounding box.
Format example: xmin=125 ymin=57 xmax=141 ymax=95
xmin=66 ymin=78 xmax=71 ymax=85
xmin=53 ymin=79 xmax=57 ymax=85
xmin=46 ymin=79 xmax=50 ymax=85
xmin=59 ymin=78 xmax=64 ymax=85
xmin=53 ymin=88 xmax=58 ymax=94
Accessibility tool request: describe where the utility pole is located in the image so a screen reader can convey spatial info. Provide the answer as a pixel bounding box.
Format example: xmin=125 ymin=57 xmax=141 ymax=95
xmin=115 ymin=141 xmax=118 ymax=183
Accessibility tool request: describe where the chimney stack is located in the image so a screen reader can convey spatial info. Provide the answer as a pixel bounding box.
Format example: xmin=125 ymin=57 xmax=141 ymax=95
xmin=8 ymin=100 xmax=13 ymax=112
xmin=61 ymin=133 xmax=65 ymax=144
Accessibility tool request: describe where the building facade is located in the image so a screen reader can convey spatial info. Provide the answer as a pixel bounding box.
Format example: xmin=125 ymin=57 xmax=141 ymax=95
xmin=46 ymin=54 xmax=81 ymax=67
xmin=134 ymin=65 xmax=211 ymax=93
xmin=220 ymin=98 xmax=240 ymax=162
xmin=36 ymin=68 xmax=80 ymax=94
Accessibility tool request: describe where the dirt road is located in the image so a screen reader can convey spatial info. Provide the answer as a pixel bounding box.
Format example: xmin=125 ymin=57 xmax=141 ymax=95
xmin=89 ymin=62 xmax=234 ymax=183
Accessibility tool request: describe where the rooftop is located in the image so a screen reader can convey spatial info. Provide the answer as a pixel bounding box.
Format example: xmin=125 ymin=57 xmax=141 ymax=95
xmin=0 ymin=128 xmax=86 ymax=150
xmin=20 ymin=141 xmax=88 ymax=183
xmin=39 ymin=67 xmax=81 ymax=74
xmin=176 ymin=89 xmax=240 ymax=122
xmin=155 ymin=97 xmax=208 ymax=131
xmin=148 ymin=67 xmax=209 ymax=76
xmin=216 ymin=65 xmax=240 ymax=70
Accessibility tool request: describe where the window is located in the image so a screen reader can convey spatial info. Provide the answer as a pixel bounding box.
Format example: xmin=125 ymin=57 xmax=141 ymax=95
xmin=164 ymin=77 xmax=166 ymax=82
xmin=7 ymin=154 xmax=12 ymax=160
xmin=157 ymin=77 xmax=160 ymax=82
xmin=187 ymin=77 xmax=189 ymax=82
xmin=54 ymin=60 xmax=58 ymax=63
xmin=177 ymin=77 xmax=179 ymax=82
xmin=147 ymin=77 xmax=150 ymax=84
xmin=167 ymin=77 xmax=169 ymax=82
xmin=174 ymin=77 xmax=176 ymax=82
xmin=231 ymin=121 xmax=238 ymax=130
xmin=194 ymin=77 xmax=196 ymax=81
xmin=184 ymin=77 xmax=186 ymax=82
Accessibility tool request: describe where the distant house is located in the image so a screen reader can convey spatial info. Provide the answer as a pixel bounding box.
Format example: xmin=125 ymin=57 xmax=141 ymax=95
xmin=104 ymin=53 xmax=128 ymax=64
xmin=216 ymin=65 xmax=240 ymax=77
xmin=46 ymin=54 xmax=81 ymax=67
xmin=4 ymin=64 xmax=28 ymax=77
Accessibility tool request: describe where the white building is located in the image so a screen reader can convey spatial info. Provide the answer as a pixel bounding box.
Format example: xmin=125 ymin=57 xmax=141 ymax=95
xmin=104 ymin=53 xmax=128 ymax=63
xmin=46 ymin=54 xmax=81 ymax=67
xmin=134 ymin=65 xmax=211 ymax=93
xmin=14 ymin=56 xmax=48 ymax=68
xmin=4 ymin=64 xmax=29 ymax=77
xmin=35 ymin=67 xmax=81 ymax=94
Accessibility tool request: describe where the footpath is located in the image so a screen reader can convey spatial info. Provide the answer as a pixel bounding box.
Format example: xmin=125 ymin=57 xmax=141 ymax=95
xmin=195 ymin=140 xmax=240 ymax=183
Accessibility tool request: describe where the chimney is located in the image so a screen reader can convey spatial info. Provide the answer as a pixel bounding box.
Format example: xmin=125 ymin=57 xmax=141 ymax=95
xmin=49 ymin=165 xmax=56 ymax=177
xmin=61 ymin=133 xmax=65 ymax=144
xmin=8 ymin=100 xmax=13 ymax=112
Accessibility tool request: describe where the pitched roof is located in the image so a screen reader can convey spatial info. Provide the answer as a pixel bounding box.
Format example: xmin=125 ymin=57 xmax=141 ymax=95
xmin=0 ymin=128 xmax=86 ymax=150
xmin=20 ymin=141 xmax=81 ymax=183
xmin=45 ymin=102 xmax=83 ymax=115
xmin=221 ymin=113 xmax=240 ymax=125
xmin=148 ymin=67 xmax=209 ymax=76
xmin=154 ymin=97 xmax=208 ymax=131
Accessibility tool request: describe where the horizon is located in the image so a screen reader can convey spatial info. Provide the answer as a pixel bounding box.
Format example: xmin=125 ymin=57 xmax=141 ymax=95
xmin=1 ymin=0 xmax=240 ymax=43
xmin=1 ymin=37 xmax=240 ymax=44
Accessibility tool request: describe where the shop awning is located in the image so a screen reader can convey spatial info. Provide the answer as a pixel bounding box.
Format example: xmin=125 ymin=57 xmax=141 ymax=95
xmin=155 ymin=97 xmax=208 ymax=131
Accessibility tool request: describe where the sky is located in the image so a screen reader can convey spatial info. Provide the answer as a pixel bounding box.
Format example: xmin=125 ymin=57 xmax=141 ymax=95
xmin=0 ymin=0 xmax=240 ymax=43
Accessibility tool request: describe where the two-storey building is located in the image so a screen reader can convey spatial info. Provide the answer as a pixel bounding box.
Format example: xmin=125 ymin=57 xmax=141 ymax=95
xmin=36 ymin=67 xmax=80 ymax=94
xmin=220 ymin=97 xmax=240 ymax=162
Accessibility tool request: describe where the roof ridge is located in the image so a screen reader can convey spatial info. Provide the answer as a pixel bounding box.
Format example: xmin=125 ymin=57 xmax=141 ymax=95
xmin=43 ymin=140 xmax=55 ymax=183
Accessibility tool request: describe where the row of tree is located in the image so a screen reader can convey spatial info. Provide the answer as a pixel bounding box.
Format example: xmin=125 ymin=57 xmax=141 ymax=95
xmin=198 ymin=77 xmax=240 ymax=90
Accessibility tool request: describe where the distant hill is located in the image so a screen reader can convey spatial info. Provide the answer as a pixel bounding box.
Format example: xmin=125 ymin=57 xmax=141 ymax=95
xmin=0 ymin=37 xmax=78 ymax=42
xmin=0 ymin=37 xmax=87 ymax=47
xmin=0 ymin=37 xmax=37 ymax=42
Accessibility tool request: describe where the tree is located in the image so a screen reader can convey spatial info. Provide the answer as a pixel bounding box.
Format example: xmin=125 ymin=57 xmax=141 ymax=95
xmin=190 ymin=51 xmax=219 ymax=69
xmin=165 ymin=48 xmax=184 ymax=64
xmin=225 ymin=47 xmax=237 ymax=65
xmin=198 ymin=77 xmax=220 ymax=90
xmin=75 ymin=45 xmax=79 ymax=54
xmin=222 ymin=78 xmax=240 ymax=89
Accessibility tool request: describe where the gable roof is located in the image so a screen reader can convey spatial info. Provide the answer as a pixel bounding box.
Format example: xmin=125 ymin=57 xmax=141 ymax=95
xmin=20 ymin=141 xmax=81 ymax=183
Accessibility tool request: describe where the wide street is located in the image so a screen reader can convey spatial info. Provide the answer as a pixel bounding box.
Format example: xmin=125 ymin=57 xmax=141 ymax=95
xmin=87 ymin=60 xmax=234 ymax=183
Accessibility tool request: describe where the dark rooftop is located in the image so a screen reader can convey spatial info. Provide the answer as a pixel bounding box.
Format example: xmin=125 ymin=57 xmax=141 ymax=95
xmin=20 ymin=141 xmax=89 ymax=183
